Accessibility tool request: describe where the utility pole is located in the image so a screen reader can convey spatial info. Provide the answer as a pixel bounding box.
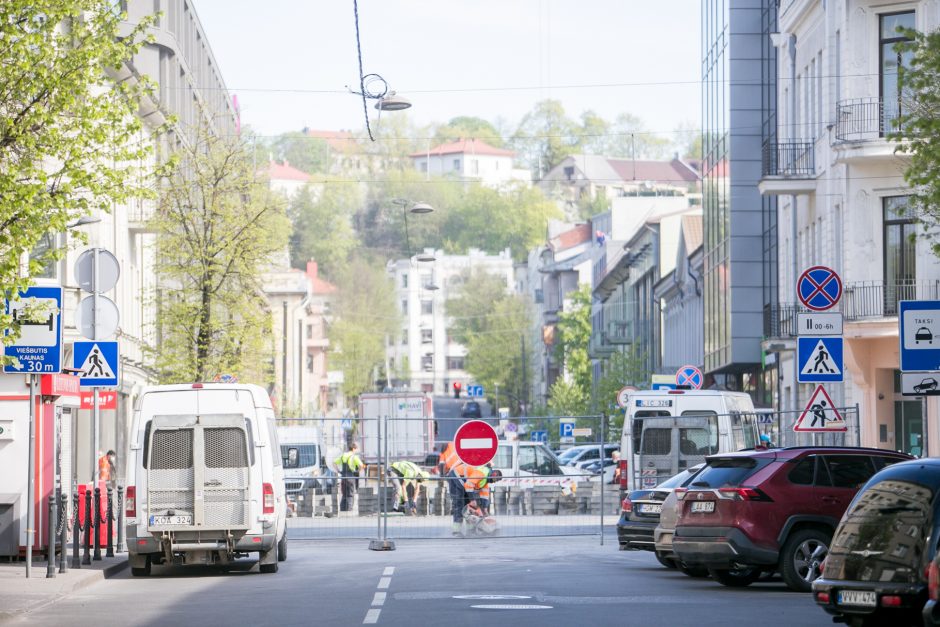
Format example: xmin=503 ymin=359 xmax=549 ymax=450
xmin=520 ymin=334 xmax=528 ymax=415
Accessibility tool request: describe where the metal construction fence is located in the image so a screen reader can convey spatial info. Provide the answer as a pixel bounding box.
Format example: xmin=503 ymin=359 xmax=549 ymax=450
xmin=276 ymin=415 xmax=620 ymax=543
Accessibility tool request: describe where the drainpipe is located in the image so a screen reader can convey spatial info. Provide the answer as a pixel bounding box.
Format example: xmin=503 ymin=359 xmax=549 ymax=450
xmin=788 ymin=34 xmax=801 ymax=445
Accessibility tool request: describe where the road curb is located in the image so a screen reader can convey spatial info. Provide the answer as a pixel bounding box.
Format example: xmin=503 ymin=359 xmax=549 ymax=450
xmin=0 ymin=558 xmax=128 ymax=624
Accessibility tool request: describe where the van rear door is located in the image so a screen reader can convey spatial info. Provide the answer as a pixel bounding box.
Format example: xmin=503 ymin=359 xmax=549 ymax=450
xmin=147 ymin=413 xmax=252 ymax=532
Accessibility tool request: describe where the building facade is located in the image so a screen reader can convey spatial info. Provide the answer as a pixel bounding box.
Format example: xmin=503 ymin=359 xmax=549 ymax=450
xmin=409 ymin=139 xmax=531 ymax=188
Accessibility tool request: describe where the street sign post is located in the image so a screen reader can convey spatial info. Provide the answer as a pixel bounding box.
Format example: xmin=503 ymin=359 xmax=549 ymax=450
xmin=797 ymin=266 xmax=842 ymax=311
xmin=797 ymin=312 xmax=844 ymax=336
xmin=453 ymin=420 xmax=499 ymax=466
xmin=530 ymin=430 xmax=547 ymax=443
xmin=793 ymin=385 xmax=846 ymax=432
xmin=797 ymin=337 xmax=844 ymax=383
xmin=3 ymin=285 xmax=63 ymax=374
xmin=675 ymin=365 xmax=703 ymax=389
xmin=899 ymin=301 xmax=940 ymax=372
xmin=559 ymin=420 xmax=575 ymax=439
xmin=73 ymin=341 xmax=119 ymax=387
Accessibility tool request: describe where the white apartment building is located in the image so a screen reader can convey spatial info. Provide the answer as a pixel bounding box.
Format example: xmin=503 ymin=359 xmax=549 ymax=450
xmin=409 ymin=139 xmax=531 ymax=189
xmin=761 ymin=0 xmax=940 ymax=455
xmin=386 ymin=249 xmax=515 ymax=396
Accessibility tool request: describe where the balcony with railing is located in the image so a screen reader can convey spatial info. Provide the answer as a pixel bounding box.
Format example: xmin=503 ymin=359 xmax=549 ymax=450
xmin=834 ymin=97 xmax=909 ymax=163
xmin=843 ymin=280 xmax=940 ymax=321
xmin=763 ymin=303 xmax=799 ymax=339
xmin=758 ymin=139 xmax=817 ymax=196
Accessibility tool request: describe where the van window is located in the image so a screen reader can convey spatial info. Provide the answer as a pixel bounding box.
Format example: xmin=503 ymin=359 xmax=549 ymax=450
xmin=519 ymin=446 xmax=537 ymax=473
xmin=267 ymin=420 xmax=282 ymax=467
xmin=492 ymin=445 xmax=512 ymax=469
xmin=243 ymin=419 xmax=256 ymax=466
xmin=142 ymin=420 xmax=152 ymax=469
xmin=680 ymin=412 xmax=719 ymax=454
xmin=281 ymin=444 xmax=319 ymax=469
xmin=730 ymin=411 xmax=758 ymax=450
xmin=641 ymin=428 xmax=672 ymax=455
xmin=535 ymin=447 xmax=561 ymax=475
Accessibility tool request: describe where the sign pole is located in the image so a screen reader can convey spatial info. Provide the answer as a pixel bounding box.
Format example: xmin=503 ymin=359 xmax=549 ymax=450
xmin=92 ymin=249 xmax=99 ymax=484
xmin=26 ymin=374 xmax=36 ymax=578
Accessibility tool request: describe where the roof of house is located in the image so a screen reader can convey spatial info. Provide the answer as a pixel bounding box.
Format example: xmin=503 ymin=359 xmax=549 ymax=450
xmin=267 ymin=160 xmax=311 ymax=182
xmin=304 ymin=129 xmax=360 ymax=153
xmin=549 ymin=223 xmax=592 ymax=251
xmin=543 ymin=155 xmax=701 ymax=186
xmin=409 ymin=138 xmax=515 ymax=159
xmin=681 ymin=214 xmax=703 ymax=253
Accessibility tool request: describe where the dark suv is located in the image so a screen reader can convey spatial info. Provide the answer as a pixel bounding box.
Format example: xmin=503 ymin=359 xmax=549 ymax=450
xmin=672 ymin=447 xmax=912 ymax=591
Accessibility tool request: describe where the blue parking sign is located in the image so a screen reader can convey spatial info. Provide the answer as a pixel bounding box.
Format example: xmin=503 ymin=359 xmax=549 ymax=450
xmin=559 ymin=421 xmax=574 ymax=438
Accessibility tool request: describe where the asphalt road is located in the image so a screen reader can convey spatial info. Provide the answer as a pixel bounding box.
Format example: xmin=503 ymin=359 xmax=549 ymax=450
xmin=12 ymin=538 xmax=832 ymax=627
xmin=433 ymin=395 xmax=493 ymax=444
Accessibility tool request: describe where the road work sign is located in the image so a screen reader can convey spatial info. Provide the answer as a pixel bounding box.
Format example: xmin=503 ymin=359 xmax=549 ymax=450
xmin=793 ymin=385 xmax=846 ymax=432
xmin=454 ymin=420 xmax=498 ymax=466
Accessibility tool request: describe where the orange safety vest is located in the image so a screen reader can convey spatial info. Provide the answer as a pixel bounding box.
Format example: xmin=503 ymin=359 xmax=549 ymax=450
xmin=440 ymin=442 xmax=460 ymax=474
xmin=98 ymin=456 xmax=111 ymax=481
xmin=454 ymin=463 xmax=487 ymax=492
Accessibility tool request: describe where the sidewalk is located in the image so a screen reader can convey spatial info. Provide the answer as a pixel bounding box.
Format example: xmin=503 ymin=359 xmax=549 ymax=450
xmin=0 ymin=553 xmax=128 ymax=623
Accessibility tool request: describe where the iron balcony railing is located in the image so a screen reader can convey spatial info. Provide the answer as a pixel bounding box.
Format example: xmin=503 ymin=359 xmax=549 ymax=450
xmin=763 ymin=304 xmax=799 ymax=339
xmin=835 ymin=97 xmax=903 ymax=142
xmin=843 ymin=280 xmax=940 ymax=321
xmin=761 ymin=139 xmax=815 ymax=177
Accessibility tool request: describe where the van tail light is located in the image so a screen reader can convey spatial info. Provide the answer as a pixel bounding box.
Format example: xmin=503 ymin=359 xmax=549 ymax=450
xmin=621 ymin=497 xmax=633 ymax=513
xmin=929 ymin=560 xmax=940 ymax=602
xmin=263 ymin=482 xmax=275 ymax=514
xmin=716 ymin=487 xmax=773 ymax=502
xmin=619 ymin=460 xmax=629 ymax=490
xmin=675 ymin=488 xmax=688 ymax=501
xmin=126 ymin=485 xmax=136 ymax=517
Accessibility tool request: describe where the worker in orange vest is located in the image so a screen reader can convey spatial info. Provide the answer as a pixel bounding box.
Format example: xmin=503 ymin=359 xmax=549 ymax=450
xmin=438 ymin=442 xmax=466 ymax=534
xmin=98 ymin=450 xmax=116 ymax=487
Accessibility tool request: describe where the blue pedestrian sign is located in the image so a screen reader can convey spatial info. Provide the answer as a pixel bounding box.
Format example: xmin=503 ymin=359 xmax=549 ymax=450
xmin=3 ymin=285 xmax=63 ymax=374
xmin=531 ymin=430 xmax=547 ymax=443
xmin=797 ymin=266 xmax=842 ymax=312
xmin=676 ymin=365 xmax=703 ymax=389
xmin=797 ymin=337 xmax=843 ymax=383
xmin=900 ymin=300 xmax=940 ymax=372
xmin=467 ymin=385 xmax=484 ymax=398
xmin=559 ymin=421 xmax=575 ymax=438
xmin=73 ymin=341 xmax=119 ymax=387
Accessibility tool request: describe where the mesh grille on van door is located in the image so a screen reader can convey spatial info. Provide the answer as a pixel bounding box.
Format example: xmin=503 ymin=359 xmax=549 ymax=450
xmin=149 ymin=429 xmax=195 ymax=516
xmin=152 ymin=429 xmax=194 ymax=469
xmin=205 ymin=428 xmax=249 ymax=468
xmin=203 ymin=428 xmax=250 ymax=528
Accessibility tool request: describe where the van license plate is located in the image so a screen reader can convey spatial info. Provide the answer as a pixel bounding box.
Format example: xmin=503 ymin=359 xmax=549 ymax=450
xmin=837 ymin=590 xmax=876 ymax=607
xmin=150 ymin=515 xmax=192 ymax=526
xmin=690 ymin=501 xmax=715 ymax=513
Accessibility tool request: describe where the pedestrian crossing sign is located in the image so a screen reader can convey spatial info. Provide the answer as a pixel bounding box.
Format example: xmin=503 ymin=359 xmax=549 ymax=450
xmin=793 ymin=385 xmax=847 ymax=432
xmin=73 ymin=340 xmax=119 ymax=387
xmin=797 ymin=336 xmax=843 ymax=383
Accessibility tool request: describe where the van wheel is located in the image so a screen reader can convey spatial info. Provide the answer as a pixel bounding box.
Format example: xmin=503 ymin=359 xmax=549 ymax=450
xmin=709 ymin=566 xmax=761 ymax=587
xmin=780 ymin=529 xmax=830 ymax=592
xmin=131 ymin=555 xmax=151 ymax=577
xmin=259 ymin=543 xmax=279 ymax=574
xmin=277 ymin=532 xmax=287 ymax=562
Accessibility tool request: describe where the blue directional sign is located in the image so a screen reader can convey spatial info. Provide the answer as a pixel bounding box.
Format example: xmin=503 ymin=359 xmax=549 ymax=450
xmin=559 ymin=421 xmax=575 ymax=438
xmin=3 ymin=285 xmax=63 ymax=374
xmin=651 ymin=382 xmax=677 ymax=391
xmin=797 ymin=266 xmax=842 ymax=312
xmin=676 ymin=365 xmax=703 ymax=389
xmin=900 ymin=300 xmax=940 ymax=372
xmin=797 ymin=336 xmax=843 ymax=383
xmin=73 ymin=341 xmax=119 ymax=387
xmin=531 ymin=430 xmax=547 ymax=443
xmin=466 ymin=385 xmax=484 ymax=398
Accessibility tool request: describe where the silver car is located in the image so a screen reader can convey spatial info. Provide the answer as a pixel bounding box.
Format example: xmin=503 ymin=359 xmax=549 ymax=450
xmin=653 ymin=464 xmax=708 ymax=577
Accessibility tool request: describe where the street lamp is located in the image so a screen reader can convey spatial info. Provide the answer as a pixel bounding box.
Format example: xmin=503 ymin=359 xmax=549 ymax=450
xmin=374 ymin=91 xmax=412 ymax=112
xmin=390 ymin=198 xmax=435 ymax=258
xmin=67 ymin=215 xmax=102 ymax=229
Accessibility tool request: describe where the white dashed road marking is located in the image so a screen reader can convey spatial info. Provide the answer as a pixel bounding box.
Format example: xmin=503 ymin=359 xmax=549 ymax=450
xmin=363 ymin=609 xmax=381 ymax=624
xmin=383 ymin=567 xmax=395 ymax=576
xmin=363 ymin=569 xmax=395 ymax=624
xmin=372 ymin=592 xmax=386 ymax=606
xmin=377 ymin=577 xmax=391 ymax=589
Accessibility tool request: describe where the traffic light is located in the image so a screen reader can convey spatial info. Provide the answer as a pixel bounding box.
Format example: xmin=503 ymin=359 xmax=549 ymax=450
xmin=453 ymin=381 xmax=461 ymax=399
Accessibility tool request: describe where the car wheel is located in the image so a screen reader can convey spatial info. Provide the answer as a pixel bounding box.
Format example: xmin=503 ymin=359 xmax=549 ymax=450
xmin=655 ymin=552 xmax=677 ymax=569
xmin=131 ymin=555 xmax=151 ymax=577
xmin=678 ymin=562 xmax=709 ymax=578
xmin=780 ymin=528 xmax=830 ymax=592
xmin=708 ymin=566 xmax=761 ymax=587
xmin=277 ymin=531 xmax=287 ymax=562
xmin=259 ymin=543 xmax=279 ymax=574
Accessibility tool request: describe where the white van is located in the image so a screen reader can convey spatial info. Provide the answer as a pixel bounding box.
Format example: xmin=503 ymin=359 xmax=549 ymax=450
xmin=125 ymin=383 xmax=287 ymax=575
xmin=619 ymin=389 xmax=760 ymax=492
xmin=491 ymin=441 xmax=582 ymax=491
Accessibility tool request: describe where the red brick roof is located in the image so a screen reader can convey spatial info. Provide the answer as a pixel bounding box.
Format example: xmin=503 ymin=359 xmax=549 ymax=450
xmin=607 ymin=158 xmax=700 ymax=185
xmin=409 ymin=138 xmax=514 ymax=158
xmin=549 ymin=223 xmax=592 ymax=251
xmin=267 ymin=160 xmax=310 ymax=182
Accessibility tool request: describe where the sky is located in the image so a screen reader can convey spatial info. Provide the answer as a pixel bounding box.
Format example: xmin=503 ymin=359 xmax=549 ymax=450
xmin=191 ymin=0 xmax=701 ymax=144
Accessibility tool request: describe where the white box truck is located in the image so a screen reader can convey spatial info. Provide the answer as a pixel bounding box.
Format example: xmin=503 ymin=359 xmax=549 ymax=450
xmin=357 ymin=393 xmax=435 ymax=464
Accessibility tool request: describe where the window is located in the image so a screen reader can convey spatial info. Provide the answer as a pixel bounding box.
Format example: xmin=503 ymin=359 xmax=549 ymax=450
xmin=447 ymin=356 xmax=465 ymax=370
xmin=306 ymin=354 xmax=314 ymax=372
xmin=534 ymin=447 xmax=560 ymax=476
xmin=788 ymin=456 xmax=817 ymax=485
xmin=401 ymin=299 xmax=408 ymax=315
xmin=401 ymin=274 xmax=408 ymax=288
xmin=421 ymin=300 xmax=433 ymax=315
xmin=421 ymin=329 xmax=432 ymax=344
xmin=492 ymin=445 xmax=512 ymax=469
xmin=401 ymin=329 xmax=408 ymax=345
xmin=884 ymin=196 xmax=916 ymax=308
xmin=453 ymin=158 xmax=461 ymax=170
xmin=421 ymin=354 xmax=433 ymax=371
xmin=519 ymin=446 xmax=537 ymax=473
xmin=306 ymin=324 xmax=313 ymax=339
xmin=821 ymin=455 xmax=876 ymax=489
xmin=693 ymin=458 xmax=770 ymax=488
xmin=880 ymin=11 xmax=915 ymax=134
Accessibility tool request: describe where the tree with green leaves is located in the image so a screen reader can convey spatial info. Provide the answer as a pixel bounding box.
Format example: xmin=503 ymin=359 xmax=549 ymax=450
xmin=593 ymin=345 xmax=649 ymax=431
xmin=0 ymin=0 xmax=154 ymax=341
xmin=271 ymin=131 xmax=329 ymax=174
xmin=152 ymin=126 xmax=290 ymax=384
xmin=288 ymin=182 xmax=360 ymax=278
xmin=548 ymin=285 xmax=592 ymax=415
xmin=329 ymin=256 xmax=400 ymax=402
xmin=894 ymin=28 xmax=940 ymax=246
xmin=433 ymin=116 xmax=505 ymax=147
xmin=511 ymin=99 xmax=580 ymax=177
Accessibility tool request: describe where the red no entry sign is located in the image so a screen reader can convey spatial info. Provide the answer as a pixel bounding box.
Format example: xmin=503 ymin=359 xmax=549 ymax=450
xmin=454 ymin=420 xmax=499 ymax=466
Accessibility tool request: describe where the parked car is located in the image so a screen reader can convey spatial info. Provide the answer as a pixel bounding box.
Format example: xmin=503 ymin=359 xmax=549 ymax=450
xmin=558 ymin=444 xmax=620 ymax=470
xmin=460 ymin=401 xmax=482 ymax=418
xmin=813 ymin=458 xmax=940 ymax=627
xmin=619 ymin=464 xmax=704 ymax=566
xmin=914 ymin=377 xmax=938 ymax=394
xmin=671 ymin=447 xmax=912 ymax=591
xmin=653 ymin=466 xmax=709 ymax=577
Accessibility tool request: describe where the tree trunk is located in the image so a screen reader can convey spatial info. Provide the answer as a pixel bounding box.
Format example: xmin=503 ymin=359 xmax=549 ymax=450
xmin=195 ymin=272 xmax=213 ymax=381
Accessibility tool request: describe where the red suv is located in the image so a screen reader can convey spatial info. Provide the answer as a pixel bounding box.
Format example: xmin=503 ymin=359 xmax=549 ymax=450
xmin=671 ymin=447 xmax=912 ymax=591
